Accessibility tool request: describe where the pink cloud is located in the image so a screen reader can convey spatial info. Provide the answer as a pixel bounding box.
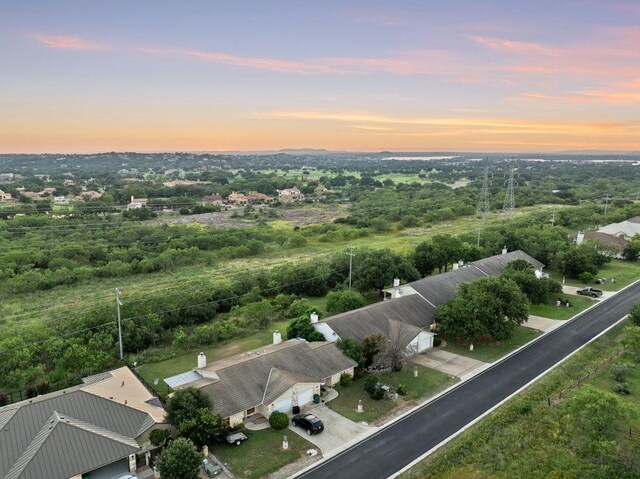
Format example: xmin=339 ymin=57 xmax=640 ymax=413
xmin=36 ymin=34 xmax=108 ymax=50
xmin=522 ymin=90 xmax=640 ymax=104
xmin=470 ymin=36 xmax=557 ymax=55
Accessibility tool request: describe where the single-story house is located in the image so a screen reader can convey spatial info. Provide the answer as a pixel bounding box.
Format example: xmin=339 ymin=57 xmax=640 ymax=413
xmin=313 ymin=295 xmax=437 ymax=353
xmin=313 ymin=250 xmax=544 ymax=353
xmin=597 ymin=216 xmax=640 ymax=240
xmin=384 ymin=249 xmax=545 ymax=306
xmin=577 ymin=231 xmax=627 ymax=255
xmin=201 ymin=194 xmax=224 ymax=205
xmin=164 ymin=340 xmax=356 ymax=427
xmin=0 ymin=367 xmax=166 ymax=479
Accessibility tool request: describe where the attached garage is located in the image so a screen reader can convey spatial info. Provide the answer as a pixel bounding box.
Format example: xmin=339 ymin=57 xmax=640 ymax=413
xmin=274 ymin=396 xmax=292 ymax=413
xmin=297 ymin=387 xmax=314 ymax=407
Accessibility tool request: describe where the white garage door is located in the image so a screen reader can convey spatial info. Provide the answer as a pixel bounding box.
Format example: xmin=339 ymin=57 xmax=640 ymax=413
xmin=274 ymin=396 xmax=292 ymax=413
xmin=417 ymin=333 xmax=432 ymax=352
xmin=298 ymin=388 xmax=314 ymax=407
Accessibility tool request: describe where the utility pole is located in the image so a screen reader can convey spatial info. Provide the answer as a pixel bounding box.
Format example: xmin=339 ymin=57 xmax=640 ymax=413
xmin=346 ymin=245 xmax=355 ymax=291
xmin=604 ymin=195 xmax=611 ymax=217
xmin=116 ymin=288 xmax=124 ymax=360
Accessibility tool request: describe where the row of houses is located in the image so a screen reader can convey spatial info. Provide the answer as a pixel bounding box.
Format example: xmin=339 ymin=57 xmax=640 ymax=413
xmin=164 ymin=249 xmax=543 ymax=427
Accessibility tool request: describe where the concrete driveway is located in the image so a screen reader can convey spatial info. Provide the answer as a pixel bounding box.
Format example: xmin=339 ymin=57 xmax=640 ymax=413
xmin=288 ymin=403 xmax=371 ymax=455
xmin=411 ymin=348 xmax=489 ymax=378
xmin=523 ymin=315 xmax=564 ymax=332
xmin=562 ymin=285 xmax=615 ymax=300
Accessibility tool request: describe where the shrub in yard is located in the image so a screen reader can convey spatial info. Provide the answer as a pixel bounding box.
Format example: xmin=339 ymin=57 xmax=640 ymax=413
xmin=338 ymin=372 xmax=352 ymax=387
xmin=0 ymin=392 xmax=8 ymax=406
xmin=37 ymin=381 xmax=50 ymax=395
xmin=629 ymin=304 xmax=640 ymax=326
xmin=433 ymin=336 xmax=442 ymax=347
xmin=269 ymin=411 xmax=289 ymax=430
xmin=614 ymin=382 xmax=630 ymax=395
xmin=25 ymin=386 xmax=37 ymax=399
xmin=364 ymin=374 xmax=385 ymax=400
xmin=579 ymin=272 xmax=595 ymax=284
xmin=611 ymin=363 xmax=633 ymax=383
xmin=396 ymin=384 xmax=407 ymax=396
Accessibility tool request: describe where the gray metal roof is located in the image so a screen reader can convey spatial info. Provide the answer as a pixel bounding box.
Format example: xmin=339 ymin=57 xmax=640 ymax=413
xmin=322 ymin=295 xmax=436 ymax=343
xmin=0 ymin=390 xmax=154 ymax=479
xmin=5 ymin=412 xmax=140 ymax=479
xmin=408 ymin=250 xmax=544 ymax=306
xmin=198 ymin=342 xmax=356 ymax=418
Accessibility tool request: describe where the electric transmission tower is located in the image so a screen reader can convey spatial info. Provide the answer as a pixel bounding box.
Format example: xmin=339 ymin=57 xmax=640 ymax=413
xmin=476 ymin=166 xmax=491 ymax=246
xmin=502 ymin=166 xmax=517 ymax=217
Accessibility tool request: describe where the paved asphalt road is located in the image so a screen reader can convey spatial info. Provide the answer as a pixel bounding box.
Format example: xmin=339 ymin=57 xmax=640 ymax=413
xmin=298 ymin=281 xmax=640 ymax=479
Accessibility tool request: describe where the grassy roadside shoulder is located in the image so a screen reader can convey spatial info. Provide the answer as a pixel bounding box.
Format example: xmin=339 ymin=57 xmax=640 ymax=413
xmin=400 ymin=320 xmax=636 ymax=479
xmin=441 ymin=326 xmax=541 ymax=363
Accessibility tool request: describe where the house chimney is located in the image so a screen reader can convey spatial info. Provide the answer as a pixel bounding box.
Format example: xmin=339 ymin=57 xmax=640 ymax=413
xmin=131 ymin=196 xmax=134 ymax=203
xmin=502 ymin=246 xmax=508 ymax=255
xmin=576 ymin=232 xmax=585 ymax=245
xmin=393 ymin=278 xmax=400 ymax=288
xmin=273 ymin=330 xmax=282 ymax=345
xmin=197 ymin=352 xmax=206 ymax=369
xmin=310 ymin=312 xmax=319 ymax=323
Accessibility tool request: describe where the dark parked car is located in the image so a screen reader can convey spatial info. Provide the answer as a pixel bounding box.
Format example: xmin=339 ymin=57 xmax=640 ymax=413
xmin=292 ymin=413 xmax=324 ymax=435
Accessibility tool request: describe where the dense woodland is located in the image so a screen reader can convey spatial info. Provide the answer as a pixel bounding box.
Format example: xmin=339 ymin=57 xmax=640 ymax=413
xmin=1 ymin=152 xmax=640 ymax=401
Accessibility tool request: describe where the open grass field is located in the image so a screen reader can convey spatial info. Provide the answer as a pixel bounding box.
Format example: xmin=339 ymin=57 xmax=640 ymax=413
xmin=211 ymin=428 xmax=314 ymax=479
xmin=528 ymin=292 xmax=596 ymax=320
xmin=328 ymin=365 xmax=457 ymax=423
xmin=0 ymin=204 xmax=559 ymax=327
xmin=442 ymin=326 xmax=541 ymax=363
xmin=547 ymin=259 xmax=640 ymax=291
xmin=136 ymin=321 xmax=289 ymax=396
xmin=401 ymin=321 xmax=638 ymax=479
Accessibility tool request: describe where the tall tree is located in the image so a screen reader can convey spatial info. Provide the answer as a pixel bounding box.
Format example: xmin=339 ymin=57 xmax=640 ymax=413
xmin=325 ymin=290 xmax=367 ymax=315
xmin=436 ymin=277 xmax=529 ymax=343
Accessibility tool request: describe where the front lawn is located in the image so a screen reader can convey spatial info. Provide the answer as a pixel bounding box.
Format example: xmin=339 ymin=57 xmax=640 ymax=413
xmin=328 ymin=365 xmax=457 ymax=423
xmin=442 ymin=326 xmax=541 ymax=363
xmin=528 ymin=293 xmax=595 ymax=320
xmin=211 ymin=428 xmax=314 ymax=479
xmin=547 ymin=259 xmax=640 ymax=291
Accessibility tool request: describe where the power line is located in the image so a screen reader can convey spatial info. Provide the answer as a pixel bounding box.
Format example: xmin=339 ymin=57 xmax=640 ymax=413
xmin=0 ymin=268 xmax=346 ymax=355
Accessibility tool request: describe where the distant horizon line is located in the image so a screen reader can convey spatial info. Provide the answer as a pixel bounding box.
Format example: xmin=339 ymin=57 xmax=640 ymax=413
xmin=1 ymin=148 xmax=639 ymax=156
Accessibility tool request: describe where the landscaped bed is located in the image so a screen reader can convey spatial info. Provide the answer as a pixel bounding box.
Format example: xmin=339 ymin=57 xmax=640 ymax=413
xmin=441 ymin=326 xmax=541 ymax=363
xmin=328 ymin=365 xmax=457 ymax=423
xmin=211 ymin=428 xmax=315 ymax=479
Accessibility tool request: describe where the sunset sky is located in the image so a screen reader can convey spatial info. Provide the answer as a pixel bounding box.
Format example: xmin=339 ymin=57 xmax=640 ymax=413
xmin=1 ymin=0 xmax=639 ymax=153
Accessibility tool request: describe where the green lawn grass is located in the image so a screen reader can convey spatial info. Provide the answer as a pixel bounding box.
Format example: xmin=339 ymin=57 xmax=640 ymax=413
xmin=442 ymin=326 xmax=541 ymax=363
xmin=547 ymin=259 xmax=640 ymax=291
xmin=137 ymin=321 xmax=289 ymax=396
xmin=211 ymin=428 xmax=314 ymax=479
xmin=328 ymin=365 xmax=457 ymax=423
xmin=528 ymin=293 xmax=596 ymax=320
xmin=401 ymin=321 xmax=636 ymax=479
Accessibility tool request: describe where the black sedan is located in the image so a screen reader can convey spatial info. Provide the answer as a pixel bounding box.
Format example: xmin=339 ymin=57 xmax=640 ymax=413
xmin=292 ymin=413 xmax=324 ymax=435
